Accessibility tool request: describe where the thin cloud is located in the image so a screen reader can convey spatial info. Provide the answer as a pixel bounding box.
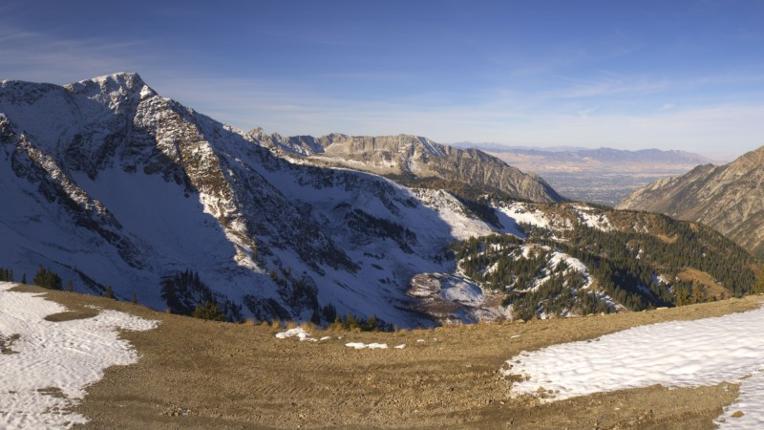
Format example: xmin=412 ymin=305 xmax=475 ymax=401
xmin=151 ymin=72 xmax=764 ymax=160
xmin=0 ymin=15 xmax=762 ymax=160
xmin=0 ymin=23 xmax=151 ymax=83
xmin=553 ymin=78 xmax=669 ymax=98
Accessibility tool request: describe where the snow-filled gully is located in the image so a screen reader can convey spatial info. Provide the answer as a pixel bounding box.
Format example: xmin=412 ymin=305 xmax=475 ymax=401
xmin=504 ymin=305 xmax=764 ymax=429
xmin=0 ymin=282 xmax=157 ymax=429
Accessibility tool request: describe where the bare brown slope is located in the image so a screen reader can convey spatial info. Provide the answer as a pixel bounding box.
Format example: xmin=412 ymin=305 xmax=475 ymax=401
xmin=618 ymin=146 xmax=764 ymax=257
xmin=14 ymin=286 xmax=759 ymax=429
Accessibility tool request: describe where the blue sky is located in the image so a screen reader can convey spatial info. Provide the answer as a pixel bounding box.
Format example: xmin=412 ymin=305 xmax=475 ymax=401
xmin=1 ymin=0 xmax=764 ymax=158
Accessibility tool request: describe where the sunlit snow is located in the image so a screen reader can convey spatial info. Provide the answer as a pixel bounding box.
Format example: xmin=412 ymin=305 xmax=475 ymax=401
xmin=0 ymin=282 xmax=158 ymax=429
xmin=274 ymin=327 xmax=315 ymax=341
xmin=504 ymin=306 xmax=764 ymax=429
xmin=345 ymin=342 xmax=388 ymax=350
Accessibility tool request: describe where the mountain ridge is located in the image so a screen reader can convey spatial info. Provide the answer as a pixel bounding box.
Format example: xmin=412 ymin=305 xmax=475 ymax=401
xmin=0 ymin=73 xmax=758 ymax=327
xmin=248 ymin=130 xmax=563 ymax=203
xmin=618 ymin=146 xmax=764 ymax=257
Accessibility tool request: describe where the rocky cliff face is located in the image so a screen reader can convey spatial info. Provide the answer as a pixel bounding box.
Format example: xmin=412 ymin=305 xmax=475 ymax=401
xmin=618 ymin=147 xmax=764 ymax=257
xmin=247 ymin=130 xmax=563 ymax=203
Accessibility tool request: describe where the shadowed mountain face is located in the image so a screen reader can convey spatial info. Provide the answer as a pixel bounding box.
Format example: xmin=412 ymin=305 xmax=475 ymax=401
xmin=0 ymin=73 xmax=485 ymax=326
xmin=618 ymin=147 xmax=764 ymax=257
xmin=0 ymin=73 xmax=757 ymax=327
xmin=247 ymin=131 xmax=563 ymax=203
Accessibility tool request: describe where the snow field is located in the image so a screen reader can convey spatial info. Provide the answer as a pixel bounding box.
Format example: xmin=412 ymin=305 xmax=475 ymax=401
xmin=438 ymin=276 xmax=484 ymax=306
xmin=504 ymin=306 xmax=764 ymax=429
xmin=497 ymin=202 xmax=551 ymax=229
xmin=572 ymin=205 xmax=614 ymax=232
xmin=0 ymin=282 xmax=158 ymax=429
xmin=716 ymin=371 xmax=764 ymax=429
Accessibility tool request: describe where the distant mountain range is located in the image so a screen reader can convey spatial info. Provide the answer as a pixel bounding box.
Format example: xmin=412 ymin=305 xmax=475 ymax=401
xmin=452 ymin=143 xmax=712 ymax=174
xmin=618 ymin=146 xmax=764 ymax=258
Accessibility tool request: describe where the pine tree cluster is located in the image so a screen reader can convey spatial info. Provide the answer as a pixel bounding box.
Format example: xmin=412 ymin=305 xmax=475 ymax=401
xmin=33 ymin=266 xmax=62 ymax=290
xmin=0 ymin=268 xmax=13 ymax=282
xmin=451 ymin=213 xmax=760 ymax=320
xmin=160 ymin=270 xmax=242 ymax=322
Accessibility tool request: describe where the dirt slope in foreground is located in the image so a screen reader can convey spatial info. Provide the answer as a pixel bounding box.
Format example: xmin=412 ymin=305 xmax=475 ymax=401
xmin=18 ymin=286 xmax=760 ymax=429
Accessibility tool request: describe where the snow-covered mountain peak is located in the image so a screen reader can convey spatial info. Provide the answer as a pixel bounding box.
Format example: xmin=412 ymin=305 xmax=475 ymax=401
xmin=65 ymin=72 xmax=156 ymax=106
xmin=68 ymin=72 xmax=147 ymax=91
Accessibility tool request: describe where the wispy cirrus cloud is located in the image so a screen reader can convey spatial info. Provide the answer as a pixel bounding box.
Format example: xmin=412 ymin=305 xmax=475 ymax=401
xmin=552 ymin=77 xmax=670 ymax=98
xmin=0 ymin=17 xmax=152 ymax=84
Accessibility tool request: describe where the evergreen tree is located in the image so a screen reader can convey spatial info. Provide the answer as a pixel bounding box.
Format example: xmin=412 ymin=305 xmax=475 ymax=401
xmin=192 ymin=301 xmax=226 ymax=321
xmin=364 ymin=315 xmax=379 ymax=331
xmin=33 ymin=266 xmax=62 ymax=290
xmin=755 ymin=267 xmax=764 ymax=294
xmin=343 ymin=313 xmax=360 ymax=330
xmin=0 ymin=268 xmax=13 ymax=282
xmin=161 ymin=270 xmax=214 ymax=315
xmin=321 ymin=304 xmax=337 ymax=323
xmin=310 ymin=309 xmax=321 ymax=325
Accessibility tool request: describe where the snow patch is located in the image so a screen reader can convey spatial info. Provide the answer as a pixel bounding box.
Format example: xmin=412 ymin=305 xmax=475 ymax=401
xmin=497 ymin=202 xmax=550 ymax=229
xmin=573 ymin=206 xmax=613 ymax=232
xmin=504 ymin=306 xmax=764 ymax=427
xmin=521 ymin=251 xmax=593 ymax=294
xmin=0 ymin=282 xmax=158 ymax=429
xmin=275 ymin=327 xmax=315 ymax=341
xmin=345 ymin=342 xmax=388 ymax=350
xmin=548 ymin=252 xmax=592 ymax=289
xmin=521 ymin=244 xmax=551 ymax=259
xmin=717 ymin=371 xmax=764 ymax=429
xmin=440 ymin=278 xmax=484 ymax=306
xmin=412 ymin=188 xmax=495 ymax=240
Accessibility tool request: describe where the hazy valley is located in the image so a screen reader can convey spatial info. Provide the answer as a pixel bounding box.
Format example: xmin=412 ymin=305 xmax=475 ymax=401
xmin=455 ymin=144 xmax=713 ymax=205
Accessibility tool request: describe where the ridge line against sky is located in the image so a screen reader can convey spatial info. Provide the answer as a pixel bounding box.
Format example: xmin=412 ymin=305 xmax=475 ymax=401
xmin=1 ymin=0 xmax=764 ymax=159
